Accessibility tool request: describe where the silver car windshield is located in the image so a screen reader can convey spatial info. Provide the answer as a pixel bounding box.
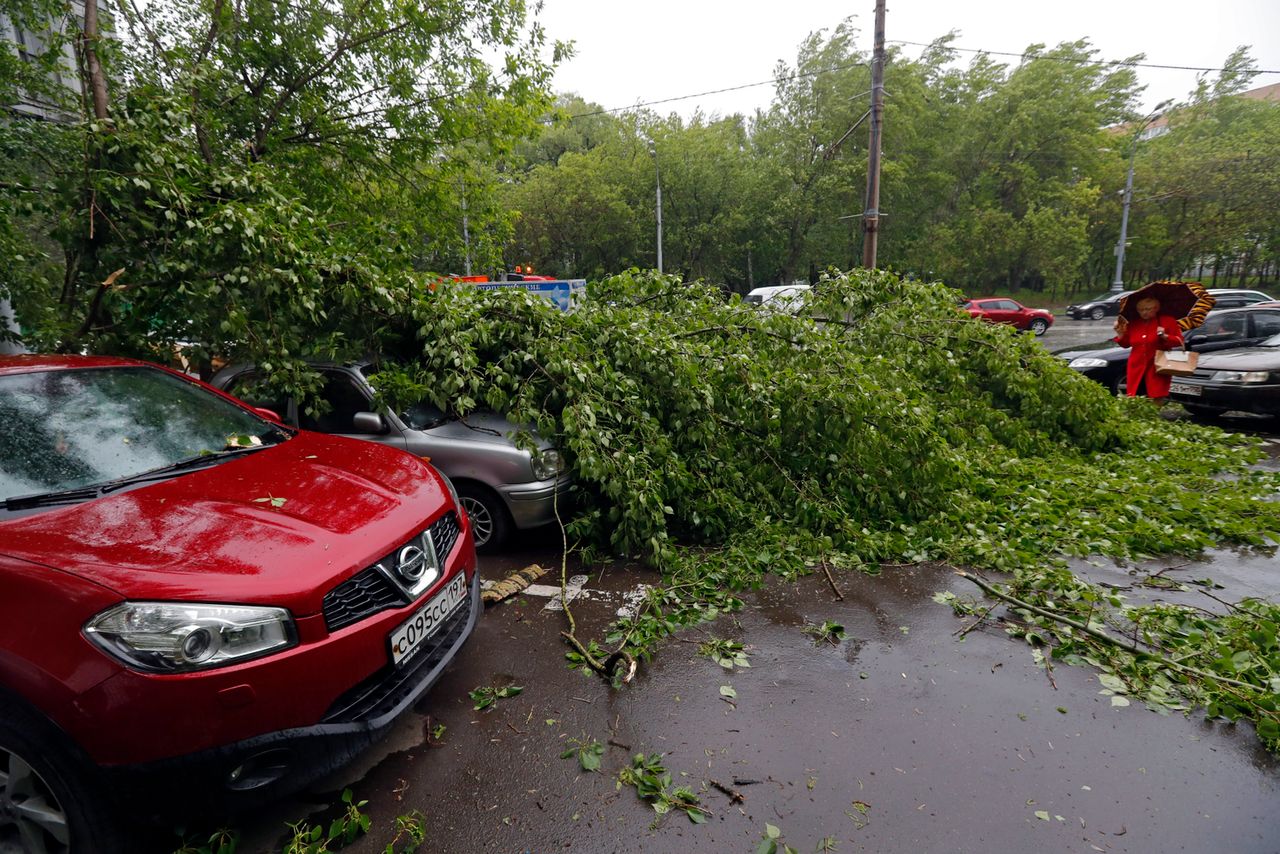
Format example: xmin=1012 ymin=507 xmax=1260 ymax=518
xmin=0 ymin=366 xmax=286 ymax=501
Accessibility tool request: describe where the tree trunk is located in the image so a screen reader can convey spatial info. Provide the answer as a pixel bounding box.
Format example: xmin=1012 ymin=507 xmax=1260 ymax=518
xmin=60 ymin=1 xmax=113 ymax=348
xmin=81 ymin=0 xmax=109 ymax=120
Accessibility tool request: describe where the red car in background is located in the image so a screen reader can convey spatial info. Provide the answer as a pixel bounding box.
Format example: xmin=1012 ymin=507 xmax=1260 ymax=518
xmin=0 ymin=355 xmax=478 ymax=850
xmin=963 ymin=298 xmax=1055 ymax=336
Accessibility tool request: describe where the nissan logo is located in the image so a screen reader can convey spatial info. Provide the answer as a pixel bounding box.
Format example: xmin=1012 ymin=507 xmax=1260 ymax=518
xmin=396 ymin=544 xmax=428 ymax=582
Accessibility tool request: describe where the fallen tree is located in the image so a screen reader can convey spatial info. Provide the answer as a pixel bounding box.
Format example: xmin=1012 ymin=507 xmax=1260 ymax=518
xmin=370 ymin=268 xmax=1280 ymax=746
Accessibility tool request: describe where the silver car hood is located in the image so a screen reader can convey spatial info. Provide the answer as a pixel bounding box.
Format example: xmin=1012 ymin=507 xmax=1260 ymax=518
xmin=422 ymin=411 xmax=552 ymax=450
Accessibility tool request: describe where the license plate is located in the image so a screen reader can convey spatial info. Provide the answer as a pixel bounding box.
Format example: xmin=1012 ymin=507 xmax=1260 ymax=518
xmin=389 ymin=573 xmax=467 ymax=667
xmin=1170 ymin=381 xmax=1201 ymax=397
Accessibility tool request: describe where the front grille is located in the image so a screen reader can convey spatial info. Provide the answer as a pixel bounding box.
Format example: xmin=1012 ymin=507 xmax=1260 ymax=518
xmin=323 ymin=569 xmax=404 ymax=633
xmin=429 ymin=511 xmax=461 ymax=561
xmin=321 ymin=586 xmax=472 ymax=724
xmin=322 ymin=512 xmax=460 ymax=632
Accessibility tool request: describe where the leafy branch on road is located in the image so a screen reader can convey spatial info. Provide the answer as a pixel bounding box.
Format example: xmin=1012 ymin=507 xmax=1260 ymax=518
xmin=373 ymin=269 xmax=1280 ymax=750
xmin=615 ymin=752 xmax=707 ymax=825
xmin=946 ymin=569 xmax=1280 ymax=751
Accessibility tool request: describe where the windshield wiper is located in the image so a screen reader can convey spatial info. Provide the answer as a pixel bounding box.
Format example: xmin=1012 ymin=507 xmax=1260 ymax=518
xmin=3 ymin=447 xmax=267 ymax=512
xmin=4 ymin=486 xmax=104 ymax=512
xmin=99 ymin=446 xmax=267 ymax=493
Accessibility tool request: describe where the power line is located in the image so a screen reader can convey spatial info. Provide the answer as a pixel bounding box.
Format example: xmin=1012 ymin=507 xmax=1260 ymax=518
xmin=564 ymin=42 xmax=1280 ymax=122
xmin=891 ymin=40 xmax=1280 ymax=75
xmin=562 ymin=65 xmax=861 ymax=120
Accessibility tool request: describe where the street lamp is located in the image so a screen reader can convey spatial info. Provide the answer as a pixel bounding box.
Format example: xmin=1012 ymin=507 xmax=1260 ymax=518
xmin=649 ymin=143 xmax=663 ymax=274
xmin=1111 ymin=99 xmax=1172 ymax=293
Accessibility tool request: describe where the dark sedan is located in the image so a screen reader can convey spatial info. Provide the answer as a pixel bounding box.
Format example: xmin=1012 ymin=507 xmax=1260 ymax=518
xmin=1060 ymin=305 xmax=1280 ymax=393
xmin=1066 ymin=291 xmax=1130 ymax=321
xmin=1167 ymin=335 xmax=1280 ymax=418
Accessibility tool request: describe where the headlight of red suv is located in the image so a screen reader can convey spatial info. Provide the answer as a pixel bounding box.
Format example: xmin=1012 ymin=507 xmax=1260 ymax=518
xmin=84 ymin=602 xmax=297 ymax=673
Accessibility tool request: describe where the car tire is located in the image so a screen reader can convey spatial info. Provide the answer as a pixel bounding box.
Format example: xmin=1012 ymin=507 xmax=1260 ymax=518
xmin=0 ymin=693 xmax=128 ymax=854
xmin=456 ymin=482 xmax=511 ymax=552
xmin=1090 ymin=307 xmax=1106 ymax=321
xmin=1029 ymin=318 xmax=1048 ymax=336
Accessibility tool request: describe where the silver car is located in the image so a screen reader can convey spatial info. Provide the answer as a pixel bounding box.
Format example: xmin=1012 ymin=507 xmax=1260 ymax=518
xmin=211 ymin=362 xmax=571 ymax=550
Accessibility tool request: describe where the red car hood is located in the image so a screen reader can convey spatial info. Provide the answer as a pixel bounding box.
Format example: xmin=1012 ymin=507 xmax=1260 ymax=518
xmin=0 ymin=432 xmax=447 ymax=617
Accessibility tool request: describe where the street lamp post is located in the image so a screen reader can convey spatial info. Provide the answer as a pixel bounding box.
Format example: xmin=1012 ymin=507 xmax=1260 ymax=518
xmin=1110 ymin=150 xmax=1137 ymax=293
xmin=649 ymin=144 xmax=663 ymax=274
xmin=1111 ymin=101 xmax=1171 ymax=293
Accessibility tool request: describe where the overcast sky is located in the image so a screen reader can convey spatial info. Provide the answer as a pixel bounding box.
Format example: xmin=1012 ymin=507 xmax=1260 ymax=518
xmin=535 ymin=0 xmax=1280 ymax=119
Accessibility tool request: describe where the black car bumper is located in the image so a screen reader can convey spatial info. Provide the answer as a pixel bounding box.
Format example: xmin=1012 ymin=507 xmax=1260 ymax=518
xmin=1168 ymin=379 xmax=1280 ymax=415
xmin=102 ymin=571 xmax=482 ymax=820
xmin=1065 ymin=360 xmax=1125 ymax=391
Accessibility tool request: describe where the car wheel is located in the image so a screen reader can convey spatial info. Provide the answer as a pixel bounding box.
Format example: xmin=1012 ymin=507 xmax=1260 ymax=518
xmin=0 ymin=695 xmax=126 ymax=854
xmin=1090 ymin=307 xmax=1106 ymax=321
xmin=1029 ymin=318 xmax=1048 ymax=336
xmin=456 ymin=482 xmax=511 ymax=552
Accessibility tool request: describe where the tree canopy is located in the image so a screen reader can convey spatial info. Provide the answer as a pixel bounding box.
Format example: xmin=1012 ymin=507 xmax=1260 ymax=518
xmin=1 ymin=0 xmax=565 ymax=371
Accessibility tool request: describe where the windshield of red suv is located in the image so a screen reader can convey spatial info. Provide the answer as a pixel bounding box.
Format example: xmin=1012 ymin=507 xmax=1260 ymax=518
xmin=0 ymin=366 xmax=287 ymax=501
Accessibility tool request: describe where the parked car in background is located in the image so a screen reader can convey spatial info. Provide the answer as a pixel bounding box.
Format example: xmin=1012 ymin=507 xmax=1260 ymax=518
xmin=1206 ymin=288 xmax=1275 ymax=310
xmin=1167 ymin=332 xmax=1280 ymax=418
xmin=1066 ymin=291 xmax=1131 ymax=320
xmin=746 ymin=284 xmax=811 ymax=312
xmin=0 ymin=355 xmax=478 ymax=850
xmin=1060 ymin=304 xmax=1280 ymax=393
xmin=212 ymin=361 xmax=571 ymax=551
xmin=962 ymin=298 xmax=1055 ymax=336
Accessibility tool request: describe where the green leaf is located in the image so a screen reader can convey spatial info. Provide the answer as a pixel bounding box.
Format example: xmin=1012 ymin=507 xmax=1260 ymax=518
xmin=1098 ymin=673 xmax=1126 ymax=692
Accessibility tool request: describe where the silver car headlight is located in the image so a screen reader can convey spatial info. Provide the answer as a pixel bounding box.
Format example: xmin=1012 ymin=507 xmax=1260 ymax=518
xmin=1210 ymin=370 xmax=1271 ymax=383
xmin=1069 ymin=357 xmax=1108 ymax=369
xmin=531 ymin=449 xmax=565 ymax=480
xmin=85 ymin=602 xmax=296 ymax=673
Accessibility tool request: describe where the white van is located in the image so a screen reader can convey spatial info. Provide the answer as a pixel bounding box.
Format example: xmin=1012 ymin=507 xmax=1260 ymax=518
xmin=745 ymin=284 xmax=811 ymax=312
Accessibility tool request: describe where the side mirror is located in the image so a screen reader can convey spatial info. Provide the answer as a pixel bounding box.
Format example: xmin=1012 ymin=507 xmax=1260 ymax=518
xmin=352 ymin=411 xmax=388 ymax=434
xmin=253 ymin=407 xmax=283 ymax=423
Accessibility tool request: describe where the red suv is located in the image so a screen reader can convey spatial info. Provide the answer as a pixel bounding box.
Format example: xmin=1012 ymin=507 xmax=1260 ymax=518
xmin=0 ymin=356 xmax=478 ymax=850
xmin=963 ymin=298 xmax=1055 ymax=336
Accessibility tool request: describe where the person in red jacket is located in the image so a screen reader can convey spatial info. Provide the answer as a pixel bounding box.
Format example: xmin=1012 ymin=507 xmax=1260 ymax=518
xmin=1113 ymin=296 xmax=1184 ymax=399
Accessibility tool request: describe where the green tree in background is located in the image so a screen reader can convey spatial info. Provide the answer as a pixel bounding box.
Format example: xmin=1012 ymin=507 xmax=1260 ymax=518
xmin=1123 ymin=50 xmax=1280 ymax=287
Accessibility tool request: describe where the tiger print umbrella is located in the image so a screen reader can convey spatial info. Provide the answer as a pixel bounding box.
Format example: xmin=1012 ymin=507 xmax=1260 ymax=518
xmin=1118 ymin=280 xmax=1216 ymax=331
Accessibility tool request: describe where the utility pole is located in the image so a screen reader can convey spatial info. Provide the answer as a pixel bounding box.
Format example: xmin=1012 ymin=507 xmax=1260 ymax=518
xmin=651 ymin=144 xmax=664 ymax=274
xmin=861 ymin=0 xmax=886 ymax=269
xmin=460 ymin=178 xmax=472 ymax=277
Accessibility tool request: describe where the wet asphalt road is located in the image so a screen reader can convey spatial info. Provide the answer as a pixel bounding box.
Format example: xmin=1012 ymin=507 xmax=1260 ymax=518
xmin=219 ymin=454 xmax=1280 ymax=854
xmin=1039 ymin=314 xmax=1120 ymax=354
